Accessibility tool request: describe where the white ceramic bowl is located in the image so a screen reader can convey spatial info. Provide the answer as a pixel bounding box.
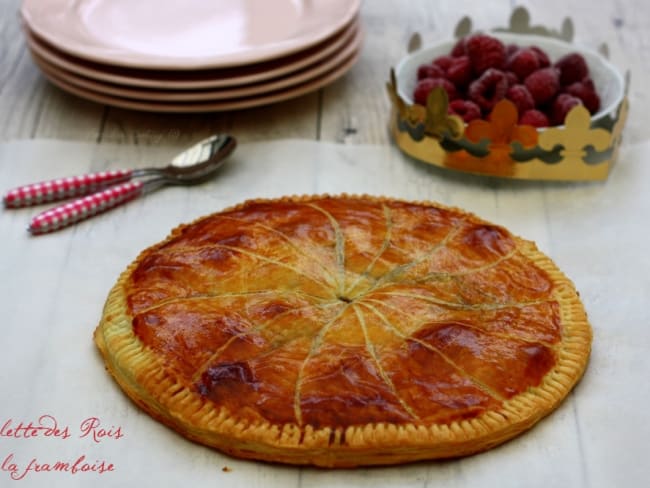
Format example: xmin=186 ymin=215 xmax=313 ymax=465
xmin=394 ymin=32 xmax=624 ymax=124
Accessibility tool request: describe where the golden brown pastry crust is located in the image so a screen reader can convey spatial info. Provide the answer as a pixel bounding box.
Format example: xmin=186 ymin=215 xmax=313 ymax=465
xmin=94 ymin=194 xmax=591 ymax=467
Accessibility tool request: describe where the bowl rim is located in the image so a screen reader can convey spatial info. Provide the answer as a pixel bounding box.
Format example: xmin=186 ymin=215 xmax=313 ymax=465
xmin=394 ymin=31 xmax=625 ymax=124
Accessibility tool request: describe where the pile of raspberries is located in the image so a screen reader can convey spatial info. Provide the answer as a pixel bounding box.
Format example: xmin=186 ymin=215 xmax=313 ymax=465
xmin=412 ymin=33 xmax=601 ymax=127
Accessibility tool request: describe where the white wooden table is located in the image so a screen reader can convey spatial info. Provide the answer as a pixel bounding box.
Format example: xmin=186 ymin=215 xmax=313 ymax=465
xmin=1 ymin=0 xmax=648 ymax=147
xmin=1 ymin=2 xmax=649 ymax=487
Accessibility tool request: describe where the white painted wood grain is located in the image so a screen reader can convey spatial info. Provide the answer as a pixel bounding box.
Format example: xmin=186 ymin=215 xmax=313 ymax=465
xmin=0 ymin=139 xmax=648 ymax=487
xmin=0 ymin=0 xmax=649 ymax=485
xmin=0 ymin=0 xmax=647 ymax=145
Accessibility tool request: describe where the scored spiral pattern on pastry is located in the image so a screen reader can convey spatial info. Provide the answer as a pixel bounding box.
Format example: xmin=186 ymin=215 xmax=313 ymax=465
xmin=95 ymin=195 xmax=591 ymax=467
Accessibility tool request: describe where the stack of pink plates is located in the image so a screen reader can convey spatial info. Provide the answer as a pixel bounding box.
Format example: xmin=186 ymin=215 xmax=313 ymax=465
xmin=21 ymin=0 xmax=362 ymax=112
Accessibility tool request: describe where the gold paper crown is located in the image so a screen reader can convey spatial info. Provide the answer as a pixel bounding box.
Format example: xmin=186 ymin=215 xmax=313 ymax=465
xmin=387 ymin=7 xmax=629 ymax=181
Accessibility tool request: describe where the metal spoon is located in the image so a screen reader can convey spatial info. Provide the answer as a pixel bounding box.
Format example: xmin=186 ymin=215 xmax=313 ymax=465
xmin=4 ymin=134 xmax=237 ymax=208
xmin=14 ymin=134 xmax=237 ymax=234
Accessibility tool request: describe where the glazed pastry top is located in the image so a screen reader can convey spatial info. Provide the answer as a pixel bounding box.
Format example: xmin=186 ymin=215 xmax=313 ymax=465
xmin=127 ymin=196 xmax=560 ymax=429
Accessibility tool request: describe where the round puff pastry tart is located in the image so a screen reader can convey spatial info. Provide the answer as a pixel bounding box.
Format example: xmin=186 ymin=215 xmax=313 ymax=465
xmin=94 ymin=195 xmax=591 ymax=467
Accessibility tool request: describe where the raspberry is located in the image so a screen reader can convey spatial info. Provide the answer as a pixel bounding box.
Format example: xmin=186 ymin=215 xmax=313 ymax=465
xmin=505 ymin=71 xmax=519 ymax=87
xmin=432 ymin=55 xmax=454 ymax=71
xmin=530 ymin=46 xmax=551 ymax=68
xmin=413 ymin=77 xmax=459 ymax=105
xmin=551 ymin=94 xmax=583 ymax=125
xmin=519 ymin=109 xmax=550 ymax=127
xmin=468 ymin=68 xmax=508 ymax=111
xmin=555 ymin=52 xmax=589 ymax=86
xmin=524 ymin=67 xmax=560 ymax=105
xmin=564 ymin=80 xmax=601 ymax=114
xmin=465 ymin=34 xmax=506 ymax=75
xmin=507 ymin=48 xmax=540 ymax=81
xmin=417 ymin=63 xmax=445 ymax=80
xmin=451 ymin=38 xmax=466 ymax=57
xmin=446 ymin=56 xmax=472 ymax=87
xmin=506 ymin=44 xmax=519 ymax=57
xmin=408 ymin=35 xmax=601 ymax=128
xmin=448 ymin=99 xmax=482 ymax=122
xmin=582 ymin=77 xmax=596 ymax=91
xmin=506 ymin=84 xmax=535 ymax=115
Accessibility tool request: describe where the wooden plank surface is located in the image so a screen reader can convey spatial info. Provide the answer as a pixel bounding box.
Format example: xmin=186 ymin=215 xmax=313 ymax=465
xmin=0 ymin=140 xmax=650 ymax=488
xmin=1 ymin=2 xmax=650 ymax=484
xmin=0 ymin=0 xmax=647 ymax=146
xmin=1 ymin=138 xmax=650 ymax=488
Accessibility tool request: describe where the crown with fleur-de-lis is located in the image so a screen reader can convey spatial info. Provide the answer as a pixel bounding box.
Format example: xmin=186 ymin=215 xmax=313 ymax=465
xmin=539 ymin=106 xmax=611 ymax=163
xmin=387 ymin=7 xmax=629 ymax=181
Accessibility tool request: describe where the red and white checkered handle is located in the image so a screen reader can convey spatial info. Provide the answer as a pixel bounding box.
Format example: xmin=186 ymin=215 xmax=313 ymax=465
xmin=28 ymin=181 xmax=144 ymax=235
xmin=3 ymin=169 xmax=134 ymax=208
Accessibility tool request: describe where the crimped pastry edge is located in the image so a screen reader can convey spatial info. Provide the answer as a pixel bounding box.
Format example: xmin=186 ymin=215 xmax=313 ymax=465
xmin=93 ymin=193 xmax=592 ymax=467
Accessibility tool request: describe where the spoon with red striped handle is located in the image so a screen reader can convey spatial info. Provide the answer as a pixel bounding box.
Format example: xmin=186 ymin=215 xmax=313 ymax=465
xmin=3 ymin=134 xmax=236 ymax=234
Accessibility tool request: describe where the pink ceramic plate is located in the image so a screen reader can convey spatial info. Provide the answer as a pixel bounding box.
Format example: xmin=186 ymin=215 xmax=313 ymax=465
xmin=29 ymin=29 xmax=363 ymax=102
xmin=38 ymin=49 xmax=361 ymax=112
xmin=22 ymin=0 xmax=361 ymax=69
xmin=24 ymin=19 xmax=359 ymax=90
